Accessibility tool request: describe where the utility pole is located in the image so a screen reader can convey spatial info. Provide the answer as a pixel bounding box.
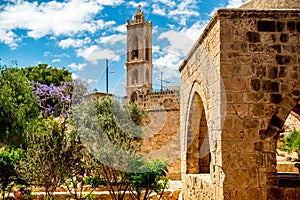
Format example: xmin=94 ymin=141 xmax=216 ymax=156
xmin=106 ymin=59 xmax=108 ymax=93
xmin=161 ymin=71 xmax=163 ymax=92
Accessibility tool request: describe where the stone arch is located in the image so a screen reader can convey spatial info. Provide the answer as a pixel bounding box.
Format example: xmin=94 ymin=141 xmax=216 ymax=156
xmin=131 ymin=35 xmax=138 ymax=60
xmin=130 ymin=91 xmax=138 ymax=103
xmin=186 ymin=91 xmax=210 ymax=174
xmin=258 ymin=88 xmax=300 ymax=186
xmin=145 ymin=35 xmax=151 ymax=61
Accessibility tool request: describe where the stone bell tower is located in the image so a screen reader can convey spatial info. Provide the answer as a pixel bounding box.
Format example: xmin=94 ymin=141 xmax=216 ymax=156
xmin=126 ymin=5 xmax=153 ymax=101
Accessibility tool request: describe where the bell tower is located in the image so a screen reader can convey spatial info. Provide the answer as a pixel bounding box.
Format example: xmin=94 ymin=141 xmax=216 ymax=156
xmin=126 ymin=5 xmax=152 ymax=100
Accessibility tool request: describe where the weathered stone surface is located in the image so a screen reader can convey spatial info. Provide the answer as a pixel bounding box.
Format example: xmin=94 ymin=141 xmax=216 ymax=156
xmin=180 ymin=5 xmax=300 ymax=200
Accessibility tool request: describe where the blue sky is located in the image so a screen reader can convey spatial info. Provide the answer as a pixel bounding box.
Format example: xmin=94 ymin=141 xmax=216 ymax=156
xmin=0 ymin=0 xmax=246 ymax=96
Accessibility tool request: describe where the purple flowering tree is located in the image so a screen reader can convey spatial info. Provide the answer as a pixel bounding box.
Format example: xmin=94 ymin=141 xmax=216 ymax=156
xmin=32 ymin=79 xmax=87 ymax=118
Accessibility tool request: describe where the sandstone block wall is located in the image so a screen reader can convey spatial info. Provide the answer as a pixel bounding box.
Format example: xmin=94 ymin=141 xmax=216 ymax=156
xmin=180 ymin=8 xmax=300 ymax=200
xmin=133 ymin=90 xmax=181 ymax=180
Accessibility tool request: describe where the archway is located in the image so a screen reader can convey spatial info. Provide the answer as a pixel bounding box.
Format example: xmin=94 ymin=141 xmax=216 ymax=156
xmin=131 ymin=35 xmax=138 ymax=60
xmin=145 ymin=36 xmax=151 ymax=61
xmin=186 ymin=92 xmax=210 ymax=174
xmin=130 ymin=91 xmax=138 ymax=103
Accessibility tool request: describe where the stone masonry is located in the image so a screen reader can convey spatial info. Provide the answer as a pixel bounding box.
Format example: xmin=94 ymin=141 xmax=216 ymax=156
xmin=179 ymin=0 xmax=300 ymax=199
xmin=129 ymin=90 xmax=181 ymax=180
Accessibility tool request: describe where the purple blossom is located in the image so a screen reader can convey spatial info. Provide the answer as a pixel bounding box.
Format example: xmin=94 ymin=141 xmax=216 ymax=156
xmin=31 ymin=79 xmax=87 ymax=118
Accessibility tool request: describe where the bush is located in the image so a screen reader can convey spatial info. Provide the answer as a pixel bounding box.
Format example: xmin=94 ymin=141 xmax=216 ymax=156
xmin=280 ymin=129 xmax=300 ymax=160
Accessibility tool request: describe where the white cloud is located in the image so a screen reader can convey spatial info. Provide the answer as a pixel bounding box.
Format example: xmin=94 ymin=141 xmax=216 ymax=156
xmin=168 ymin=0 xmax=199 ymax=16
xmin=179 ymin=21 xmax=207 ymax=42
xmin=226 ymin=0 xmax=245 ymax=8
xmin=153 ymin=0 xmax=176 ymax=7
xmin=77 ymin=45 xmax=121 ymax=64
xmin=86 ymin=78 xmax=98 ymax=87
xmin=71 ymin=73 xmax=78 ymax=80
xmin=69 ymin=63 xmax=87 ymax=71
xmin=51 ymin=59 xmax=61 ymax=63
xmin=0 ymin=0 xmax=121 ymax=47
xmin=152 ymin=4 xmax=167 ymax=16
xmin=153 ymin=53 xmax=181 ymax=77
xmin=113 ymin=23 xmax=127 ymax=33
xmin=127 ymin=1 xmax=148 ymax=8
xmin=58 ymin=37 xmax=91 ymax=49
xmin=0 ymin=29 xmax=18 ymax=49
xmin=166 ymin=0 xmax=200 ymax=26
xmin=158 ymin=30 xmax=193 ymax=56
xmin=98 ymin=34 xmax=126 ymax=45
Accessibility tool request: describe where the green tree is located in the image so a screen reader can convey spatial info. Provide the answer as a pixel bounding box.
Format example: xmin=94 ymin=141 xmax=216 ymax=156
xmin=18 ymin=64 xmax=72 ymax=86
xmin=18 ymin=117 xmax=66 ymax=198
xmin=0 ymin=67 xmax=39 ymax=146
xmin=0 ymin=147 xmax=24 ymax=199
xmin=280 ymin=129 xmax=300 ymax=160
xmin=71 ymin=97 xmax=169 ymax=200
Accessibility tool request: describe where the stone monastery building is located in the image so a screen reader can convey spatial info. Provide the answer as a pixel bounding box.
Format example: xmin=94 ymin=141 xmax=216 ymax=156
xmin=179 ymin=0 xmax=300 ymax=199
xmin=124 ymin=0 xmax=300 ymax=199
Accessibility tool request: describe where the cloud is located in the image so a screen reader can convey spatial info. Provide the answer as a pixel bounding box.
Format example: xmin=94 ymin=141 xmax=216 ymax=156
xmin=153 ymin=53 xmax=181 ymax=78
xmin=127 ymin=1 xmax=148 ymax=8
xmin=168 ymin=0 xmax=199 ymax=16
xmin=51 ymin=59 xmax=61 ymax=63
xmin=98 ymin=34 xmax=126 ymax=45
xmin=226 ymin=0 xmax=245 ymax=8
xmin=166 ymin=0 xmax=200 ymax=26
xmin=0 ymin=0 xmax=121 ymax=47
xmin=179 ymin=21 xmax=207 ymax=41
xmin=158 ymin=30 xmax=193 ymax=56
xmin=152 ymin=4 xmax=167 ymax=16
xmin=153 ymin=0 xmax=176 ymax=7
xmin=0 ymin=29 xmax=18 ymax=49
xmin=69 ymin=63 xmax=87 ymax=71
xmin=58 ymin=37 xmax=91 ymax=49
xmin=77 ymin=45 xmax=121 ymax=64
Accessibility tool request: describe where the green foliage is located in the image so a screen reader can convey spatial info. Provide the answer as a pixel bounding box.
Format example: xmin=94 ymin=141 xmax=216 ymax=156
xmin=18 ymin=117 xmax=67 ymax=198
xmin=18 ymin=64 xmax=72 ymax=86
xmin=0 ymin=147 xmax=24 ymax=199
xmin=0 ymin=68 xmax=39 ymax=146
xmin=129 ymin=158 xmax=169 ymax=200
xmin=280 ymin=129 xmax=300 ymax=157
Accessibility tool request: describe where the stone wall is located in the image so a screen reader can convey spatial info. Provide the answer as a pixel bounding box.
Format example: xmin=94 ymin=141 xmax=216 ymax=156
xmin=180 ymin=12 xmax=222 ymax=199
xmin=132 ymin=90 xmax=181 ymax=180
xmin=180 ymin=8 xmax=300 ymax=200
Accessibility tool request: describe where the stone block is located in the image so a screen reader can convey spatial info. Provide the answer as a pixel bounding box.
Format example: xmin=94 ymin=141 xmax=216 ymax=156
xmin=287 ymin=21 xmax=296 ymax=32
xmin=284 ymin=188 xmax=296 ymax=200
xmin=276 ymin=55 xmax=291 ymax=65
xmin=247 ymin=32 xmax=261 ymax=43
xmin=258 ymin=20 xmax=276 ymax=32
xmin=267 ymin=188 xmax=284 ymax=200
xmin=246 ymin=187 xmax=262 ymax=200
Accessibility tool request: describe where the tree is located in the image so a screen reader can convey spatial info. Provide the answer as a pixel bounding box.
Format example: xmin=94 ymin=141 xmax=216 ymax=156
xmin=70 ymin=97 xmax=170 ymax=200
xmin=0 ymin=67 xmax=39 ymax=146
xmin=280 ymin=129 xmax=300 ymax=160
xmin=18 ymin=117 xmax=67 ymax=198
xmin=0 ymin=147 xmax=24 ymax=199
xmin=17 ymin=64 xmax=72 ymax=86
xmin=128 ymin=158 xmax=169 ymax=200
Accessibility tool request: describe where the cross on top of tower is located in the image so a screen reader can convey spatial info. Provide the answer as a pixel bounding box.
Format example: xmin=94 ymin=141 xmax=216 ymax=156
xmin=134 ymin=4 xmax=145 ymax=23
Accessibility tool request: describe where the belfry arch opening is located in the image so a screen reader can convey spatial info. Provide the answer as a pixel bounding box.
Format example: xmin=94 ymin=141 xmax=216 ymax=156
xmin=186 ymin=92 xmax=210 ymax=174
xmin=131 ymin=35 xmax=138 ymax=60
xmin=145 ymin=36 xmax=151 ymax=61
